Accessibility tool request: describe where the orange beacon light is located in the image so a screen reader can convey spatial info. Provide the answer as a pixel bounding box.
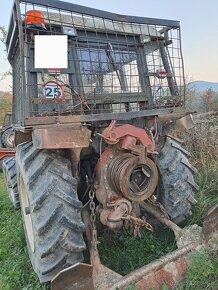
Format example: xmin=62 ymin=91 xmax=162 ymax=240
xmin=25 ymin=10 xmax=46 ymax=30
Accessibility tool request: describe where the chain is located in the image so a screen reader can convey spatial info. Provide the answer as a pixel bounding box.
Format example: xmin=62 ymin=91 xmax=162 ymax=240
xmin=88 ymin=185 xmax=98 ymax=250
xmin=122 ymin=214 xmax=153 ymax=237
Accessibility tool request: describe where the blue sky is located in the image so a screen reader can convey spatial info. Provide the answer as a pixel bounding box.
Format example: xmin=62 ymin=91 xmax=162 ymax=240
xmin=1 ymin=0 xmax=218 ymax=90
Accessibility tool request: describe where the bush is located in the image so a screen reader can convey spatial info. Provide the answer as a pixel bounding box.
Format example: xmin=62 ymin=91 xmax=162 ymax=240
xmin=181 ymin=120 xmax=218 ymax=225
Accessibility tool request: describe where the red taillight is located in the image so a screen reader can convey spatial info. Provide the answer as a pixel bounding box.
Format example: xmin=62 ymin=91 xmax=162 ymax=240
xmin=156 ymin=69 xmax=167 ymax=79
xmin=26 ymin=10 xmax=46 ymax=30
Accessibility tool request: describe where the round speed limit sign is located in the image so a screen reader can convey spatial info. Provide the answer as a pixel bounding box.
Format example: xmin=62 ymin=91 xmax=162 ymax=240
xmin=43 ymin=81 xmax=64 ymax=98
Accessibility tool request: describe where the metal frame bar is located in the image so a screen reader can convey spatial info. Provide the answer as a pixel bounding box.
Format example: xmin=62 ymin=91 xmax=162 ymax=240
xmin=19 ymin=0 xmax=180 ymax=27
xmin=23 ymin=107 xmax=184 ymax=126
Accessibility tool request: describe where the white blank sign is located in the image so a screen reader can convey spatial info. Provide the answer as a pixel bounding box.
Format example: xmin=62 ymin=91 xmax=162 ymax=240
xmin=34 ymin=35 xmax=68 ymax=68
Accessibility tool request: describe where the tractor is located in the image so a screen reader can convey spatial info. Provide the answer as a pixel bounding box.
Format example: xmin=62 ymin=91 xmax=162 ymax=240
xmin=0 ymin=111 xmax=14 ymax=148
xmin=2 ymin=0 xmax=198 ymax=288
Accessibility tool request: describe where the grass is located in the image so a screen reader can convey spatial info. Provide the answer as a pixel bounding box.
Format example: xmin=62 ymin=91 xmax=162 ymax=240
xmin=176 ymin=250 xmax=218 ymax=290
xmin=98 ymin=227 xmax=176 ymax=275
xmin=0 ymin=173 xmax=48 ymax=290
xmin=181 ymin=122 xmax=218 ymax=226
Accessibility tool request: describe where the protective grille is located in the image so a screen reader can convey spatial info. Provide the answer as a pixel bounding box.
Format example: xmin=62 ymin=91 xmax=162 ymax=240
xmin=10 ymin=0 xmax=185 ymax=124
xmin=12 ymin=48 xmax=23 ymax=125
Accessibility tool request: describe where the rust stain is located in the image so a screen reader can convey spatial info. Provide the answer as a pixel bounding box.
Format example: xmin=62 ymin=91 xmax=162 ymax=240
xmin=136 ymin=257 xmax=187 ymax=290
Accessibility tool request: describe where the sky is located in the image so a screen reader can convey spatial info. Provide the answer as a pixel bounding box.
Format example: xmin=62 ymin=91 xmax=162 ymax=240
xmin=0 ymin=0 xmax=218 ymax=91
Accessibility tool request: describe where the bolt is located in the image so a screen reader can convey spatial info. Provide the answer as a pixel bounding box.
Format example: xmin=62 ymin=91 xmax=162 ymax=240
xmin=25 ymin=207 xmax=31 ymax=215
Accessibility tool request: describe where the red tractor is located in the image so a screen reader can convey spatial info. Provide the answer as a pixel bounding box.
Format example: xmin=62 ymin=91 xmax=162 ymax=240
xmin=3 ymin=0 xmax=198 ymax=287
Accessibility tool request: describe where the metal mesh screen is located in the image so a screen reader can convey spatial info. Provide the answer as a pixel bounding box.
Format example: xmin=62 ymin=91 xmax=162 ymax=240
xmin=12 ymin=47 xmax=23 ymax=125
xmin=9 ymin=0 xmax=185 ymax=124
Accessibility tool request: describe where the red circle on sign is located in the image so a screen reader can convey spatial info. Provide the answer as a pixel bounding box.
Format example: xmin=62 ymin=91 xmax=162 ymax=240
xmin=42 ymin=81 xmax=64 ymax=98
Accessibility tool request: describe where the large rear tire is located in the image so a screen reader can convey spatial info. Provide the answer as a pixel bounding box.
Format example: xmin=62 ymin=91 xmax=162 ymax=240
xmin=2 ymin=156 xmax=20 ymax=209
xmin=16 ymin=142 xmax=86 ymax=282
xmin=157 ymin=136 xmax=198 ymax=224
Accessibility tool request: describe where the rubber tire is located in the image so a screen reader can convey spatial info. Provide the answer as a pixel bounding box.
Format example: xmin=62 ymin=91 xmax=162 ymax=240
xmin=2 ymin=156 xmax=20 ymax=209
xmin=1 ymin=127 xmax=14 ymax=148
xmin=16 ymin=142 xmax=86 ymax=282
xmin=157 ymin=136 xmax=198 ymax=224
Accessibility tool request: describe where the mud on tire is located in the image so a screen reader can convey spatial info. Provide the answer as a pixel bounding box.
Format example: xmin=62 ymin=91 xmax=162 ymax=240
xmin=2 ymin=156 xmax=20 ymax=209
xmin=16 ymin=142 xmax=86 ymax=282
xmin=157 ymin=136 xmax=198 ymax=224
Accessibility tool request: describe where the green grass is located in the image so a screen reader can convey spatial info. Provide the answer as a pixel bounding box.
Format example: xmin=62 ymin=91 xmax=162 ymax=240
xmin=0 ymin=173 xmax=48 ymax=290
xmin=176 ymin=250 xmax=218 ymax=290
xmin=98 ymin=227 xmax=176 ymax=275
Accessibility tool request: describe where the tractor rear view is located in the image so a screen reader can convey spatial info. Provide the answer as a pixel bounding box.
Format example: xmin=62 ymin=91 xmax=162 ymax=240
xmin=3 ymin=0 xmax=198 ymax=288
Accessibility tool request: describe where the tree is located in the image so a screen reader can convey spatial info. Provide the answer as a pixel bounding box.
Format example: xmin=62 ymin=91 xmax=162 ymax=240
xmin=0 ymin=25 xmax=12 ymax=80
xmin=0 ymin=92 xmax=12 ymax=124
xmin=201 ymin=88 xmax=216 ymax=112
xmin=0 ymin=25 xmax=12 ymax=123
xmin=0 ymin=26 xmax=7 ymax=46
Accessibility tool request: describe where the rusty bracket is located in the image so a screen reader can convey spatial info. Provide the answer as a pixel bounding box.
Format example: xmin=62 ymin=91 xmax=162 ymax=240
xmin=82 ymin=208 xmax=122 ymax=289
xmin=51 ymin=263 xmax=94 ymax=290
xmin=32 ymin=124 xmax=91 ymax=149
xmin=98 ymin=120 xmax=156 ymax=153
xmin=140 ymin=201 xmax=182 ymax=237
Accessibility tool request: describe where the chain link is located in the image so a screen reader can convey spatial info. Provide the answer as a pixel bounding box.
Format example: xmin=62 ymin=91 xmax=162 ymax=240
xmin=122 ymin=214 xmax=153 ymax=237
xmin=88 ymin=185 xmax=98 ymax=250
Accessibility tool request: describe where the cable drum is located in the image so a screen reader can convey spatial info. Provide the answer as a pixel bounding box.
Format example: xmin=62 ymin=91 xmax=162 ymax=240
xmin=107 ymin=153 xmax=158 ymax=202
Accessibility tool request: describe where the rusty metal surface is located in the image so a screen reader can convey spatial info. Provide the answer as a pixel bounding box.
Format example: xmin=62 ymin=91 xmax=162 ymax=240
xmin=51 ymin=263 xmax=94 ymax=290
xmin=117 ymin=156 xmax=158 ymax=202
xmin=23 ymin=108 xmax=178 ymax=127
xmin=176 ymin=114 xmax=194 ymax=131
xmin=32 ymin=125 xmax=91 ymax=149
xmin=69 ymin=148 xmax=82 ymax=177
xmin=31 ymin=98 xmax=72 ymax=105
xmin=100 ymin=198 xmax=132 ymax=231
xmin=96 ymin=150 xmax=158 ymax=207
xmin=100 ymin=120 xmax=155 ymax=152
xmin=135 ymin=256 xmax=188 ymax=290
xmin=95 ymin=148 xmax=113 ymax=206
xmin=140 ymin=201 xmax=182 ymax=237
xmin=158 ymin=111 xmax=192 ymax=123
xmin=82 ymin=209 xmax=122 ymax=290
xmin=160 ymin=113 xmax=195 ymax=137
xmin=14 ymin=130 xmax=32 ymax=146
xmin=0 ymin=148 xmax=15 ymax=160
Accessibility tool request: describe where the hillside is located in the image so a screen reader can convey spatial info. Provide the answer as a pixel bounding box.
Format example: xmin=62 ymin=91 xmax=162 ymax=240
xmin=188 ymin=81 xmax=218 ymax=92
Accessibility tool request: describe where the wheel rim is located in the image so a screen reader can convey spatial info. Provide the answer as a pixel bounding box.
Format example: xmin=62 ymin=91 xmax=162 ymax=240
xmin=6 ymin=132 xmax=14 ymax=147
xmin=19 ymin=174 xmax=35 ymax=252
